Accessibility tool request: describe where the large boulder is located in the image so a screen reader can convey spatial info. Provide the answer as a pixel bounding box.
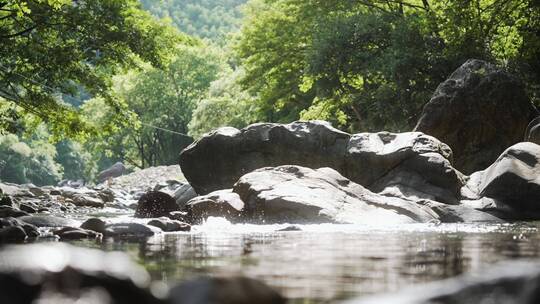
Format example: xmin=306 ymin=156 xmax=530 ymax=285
xmin=181 ymin=122 xmax=463 ymax=204
xmin=231 ymin=166 xmax=440 ymax=224
xmin=344 ymin=132 xmax=464 ymax=204
xmin=415 ymin=59 xmax=538 ymax=174
xmin=477 ymin=142 xmax=540 ymax=214
xmin=0 ymin=243 xmax=160 ymax=304
xmin=180 ymin=121 xmax=350 ymax=195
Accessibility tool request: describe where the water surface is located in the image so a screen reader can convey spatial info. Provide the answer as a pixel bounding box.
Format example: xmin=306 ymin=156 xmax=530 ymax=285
xmin=73 ymin=218 xmax=540 ymax=303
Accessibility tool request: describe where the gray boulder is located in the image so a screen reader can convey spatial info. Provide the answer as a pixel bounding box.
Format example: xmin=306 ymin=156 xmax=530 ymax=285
xmin=233 ymin=166 xmax=440 ymax=224
xmin=97 ymin=162 xmax=126 ymax=183
xmin=174 ymin=183 xmax=198 ymax=208
xmin=478 ymin=142 xmax=540 ymax=214
xmin=185 ymin=189 xmax=245 ymax=224
xmin=345 ymin=132 xmax=464 ymax=204
xmin=415 ymin=59 xmax=538 ymax=174
xmin=0 ymin=226 xmax=26 ymax=243
xmin=105 ymin=223 xmax=159 ymax=238
xmin=181 ymin=121 xmax=349 ymax=195
xmin=80 ymin=217 xmax=107 ymax=234
xmin=0 ymin=206 xmax=28 ymax=218
xmin=180 ymin=121 xmax=464 ymax=204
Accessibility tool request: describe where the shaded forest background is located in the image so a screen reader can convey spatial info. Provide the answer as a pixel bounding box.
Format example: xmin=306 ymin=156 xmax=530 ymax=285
xmin=0 ymin=0 xmax=539 ymax=185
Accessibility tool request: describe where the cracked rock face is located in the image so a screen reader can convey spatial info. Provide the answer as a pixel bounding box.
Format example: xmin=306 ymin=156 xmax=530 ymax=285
xmin=180 ymin=121 xmax=464 ymax=204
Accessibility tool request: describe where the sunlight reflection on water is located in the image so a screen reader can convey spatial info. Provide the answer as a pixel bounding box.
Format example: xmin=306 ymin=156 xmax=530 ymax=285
xmin=73 ymin=217 xmax=540 ymax=303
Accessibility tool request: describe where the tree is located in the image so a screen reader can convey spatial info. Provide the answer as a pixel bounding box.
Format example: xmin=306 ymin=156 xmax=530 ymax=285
xmin=0 ymin=129 xmax=63 ymax=186
xmin=236 ymin=0 xmax=540 ymax=132
xmin=0 ymin=0 xmax=191 ymax=138
xmin=85 ymin=45 xmax=223 ymax=168
xmin=189 ymin=68 xmax=260 ymax=138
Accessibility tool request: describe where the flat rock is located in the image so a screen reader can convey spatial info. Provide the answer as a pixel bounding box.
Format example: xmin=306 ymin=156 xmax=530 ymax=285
xmin=53 ymin=227 xmax=102 ymax=240
xmin=105 ymin=223 xmax=159 ymax=237
xmin=18 ymin=215 xmax=75 ymax=227
xmin=147 ymin=218 xmax=191 ymax=232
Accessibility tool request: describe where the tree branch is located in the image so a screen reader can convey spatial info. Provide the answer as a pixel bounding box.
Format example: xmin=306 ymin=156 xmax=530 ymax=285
xmin=0 ymin=25 xmax=37 ymax=39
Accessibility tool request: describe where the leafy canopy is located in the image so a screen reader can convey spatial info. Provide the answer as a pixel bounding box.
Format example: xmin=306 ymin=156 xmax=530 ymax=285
xmin=0 ymin=0 xmax=191 ymax=138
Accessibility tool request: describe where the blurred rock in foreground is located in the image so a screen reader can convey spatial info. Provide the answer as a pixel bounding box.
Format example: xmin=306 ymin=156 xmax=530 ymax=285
xmin=0 ymin=243 xmax=286 ymax=304
xmin=346 ymin=261 xmax=540 ymax=304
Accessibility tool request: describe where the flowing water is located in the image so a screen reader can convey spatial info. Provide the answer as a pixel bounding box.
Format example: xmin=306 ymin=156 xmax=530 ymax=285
xmin=62 ymin=217 xmax=540 ymax=303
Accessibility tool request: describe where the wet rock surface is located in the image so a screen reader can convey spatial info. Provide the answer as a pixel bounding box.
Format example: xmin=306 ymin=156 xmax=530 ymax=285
xmin=135 ymin=191 xmax=180 ymax=218
xmin=147 ymin=218 xmax=191 ymax=232
xmin=185 ymin=189 xmax=245 ymax=223
xmin=105 ymin=222 xmax=159 ymax=237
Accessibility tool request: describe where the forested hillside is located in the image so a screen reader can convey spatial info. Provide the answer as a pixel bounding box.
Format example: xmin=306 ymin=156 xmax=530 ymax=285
xmin=140 ymin=0 xmax=247 ymax=41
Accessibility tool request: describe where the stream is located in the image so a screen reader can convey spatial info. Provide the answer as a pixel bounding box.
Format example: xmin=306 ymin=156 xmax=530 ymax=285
xmin=59 ymin=217 xmax=540 ymax=303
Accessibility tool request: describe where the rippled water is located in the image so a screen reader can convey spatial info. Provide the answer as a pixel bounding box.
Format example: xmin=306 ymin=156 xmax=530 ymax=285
xmin=71 ymin=218 xmax=540 ymax=303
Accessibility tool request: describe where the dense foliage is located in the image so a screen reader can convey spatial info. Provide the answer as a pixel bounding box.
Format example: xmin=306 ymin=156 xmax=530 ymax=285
xmin=235 ymin=0 xmax=540 ymax=132
xmin=84 ymin=45 xmax=223 ymax=168
xmin=1 ymin=0 xmax=539 ymax=185
xmin=0 ymin=0 xmax=189 ymax=139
